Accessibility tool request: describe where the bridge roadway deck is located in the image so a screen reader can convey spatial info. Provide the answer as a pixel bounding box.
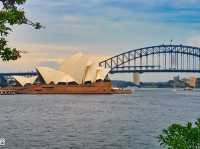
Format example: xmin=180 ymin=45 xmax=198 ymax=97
xmin=0 ymin=72 xmax=37 ymax=76
xmin=111 ymin=69 xmax=200 ymax=73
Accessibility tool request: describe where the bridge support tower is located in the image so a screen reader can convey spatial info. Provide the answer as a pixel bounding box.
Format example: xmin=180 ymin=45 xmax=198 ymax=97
xmin=133 ymin=73 xmax=140 ymax=86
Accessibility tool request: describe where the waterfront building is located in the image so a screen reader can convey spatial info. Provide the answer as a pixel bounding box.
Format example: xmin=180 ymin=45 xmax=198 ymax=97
xmin=183 ymin=77 xmax=197 ymax=88
xmin=196 ymin=78 xmax=200 ymax=88
xmin=12 ymin=53 xmax=111 ymax=86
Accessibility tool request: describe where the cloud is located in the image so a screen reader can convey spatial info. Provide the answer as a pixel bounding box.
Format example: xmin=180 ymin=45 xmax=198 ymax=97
xmin=21 ymin=0 xmax=200 ymax=27
xmin=185 ymin=36 xmax=200 ymax=47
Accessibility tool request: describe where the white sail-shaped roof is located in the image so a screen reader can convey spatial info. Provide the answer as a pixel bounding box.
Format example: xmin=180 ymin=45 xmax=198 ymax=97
xmin=59 ymin=53 xmax=91 ymax=84
xmin=13 ymin=76 xmax=37 ymax=86
xmin=94 ymin=56 xmax=110 ymax=63
xmin=59 ymin=53 xmax=111 ymax=84
xmin=36 ymin=66 xmax=75 ymax=84
xmin=96 ymin=67 xmax=110 ymax=81
xmin=84 ymin=62 xmax=98 ymax=83
xmin=84 ymin=55 xmax=111 ymax=83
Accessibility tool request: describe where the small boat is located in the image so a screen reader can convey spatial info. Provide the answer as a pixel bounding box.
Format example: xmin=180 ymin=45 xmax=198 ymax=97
xmin=172 ymin=88 xmax=177 ymax=92
xmin=184 ymin=87 xmax=193 ymax=91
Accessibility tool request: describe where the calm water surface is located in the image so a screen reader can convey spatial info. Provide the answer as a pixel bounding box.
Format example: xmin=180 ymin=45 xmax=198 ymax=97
xmin=0 ymin=89 xmax=200 ymax=149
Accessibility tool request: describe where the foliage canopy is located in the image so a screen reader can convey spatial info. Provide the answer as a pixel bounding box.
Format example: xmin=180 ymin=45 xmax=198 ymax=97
xmin=0 ymin=0 xmax=42 ymax=61
xmin=159 ymin=119 xmax=200 ymax=149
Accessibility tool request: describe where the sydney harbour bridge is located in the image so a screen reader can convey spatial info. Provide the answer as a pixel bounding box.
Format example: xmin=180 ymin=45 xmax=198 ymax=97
xmin=99 ymin=44 xmax=200 ymax=73
xmin=0 ymin=44 xmax=200 ymax=86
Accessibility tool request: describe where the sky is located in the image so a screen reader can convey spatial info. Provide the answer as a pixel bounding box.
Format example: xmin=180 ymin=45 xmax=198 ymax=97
xmin=2 ymin=0 xmax=200 ymax=81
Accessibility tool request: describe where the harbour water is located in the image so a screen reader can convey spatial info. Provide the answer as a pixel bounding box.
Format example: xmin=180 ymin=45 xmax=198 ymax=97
xmin=0 ymin=89 xmax=200 ymax=149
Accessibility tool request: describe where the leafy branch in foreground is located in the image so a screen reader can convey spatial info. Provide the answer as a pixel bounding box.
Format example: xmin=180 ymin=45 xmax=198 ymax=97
xmin=0 ymin=0 xmax=43 ymax=61
xmin=159 ymin=119 xmax=200 ymax=149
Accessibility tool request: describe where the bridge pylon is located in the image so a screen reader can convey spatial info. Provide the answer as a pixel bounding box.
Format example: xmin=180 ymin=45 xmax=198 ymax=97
xmin=133 ymin=73 xmax=140 ymax=86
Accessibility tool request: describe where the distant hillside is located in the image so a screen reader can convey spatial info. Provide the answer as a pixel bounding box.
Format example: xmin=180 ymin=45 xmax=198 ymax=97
xmin=111 ymin=80 xmax=171 ymax=88
xmin=111 ymin=80 xmax=136 ymax=88
xmin=112 ymin=78 xmax=200 ymax=88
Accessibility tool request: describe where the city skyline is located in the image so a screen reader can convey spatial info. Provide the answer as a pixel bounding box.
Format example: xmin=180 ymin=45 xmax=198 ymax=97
xmin=1 ymin=0 xmax=200 ymax=81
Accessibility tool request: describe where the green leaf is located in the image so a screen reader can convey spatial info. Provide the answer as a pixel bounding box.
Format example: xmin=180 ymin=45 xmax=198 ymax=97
xmin=159 ymin=119 xmax=200 ymax=149
xmin=0 ymin=0 xmax=43 ymax=61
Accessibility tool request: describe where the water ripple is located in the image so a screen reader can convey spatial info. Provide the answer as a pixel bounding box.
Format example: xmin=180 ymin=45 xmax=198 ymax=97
xmin=0 ymin=89 xmax=199 ymax=148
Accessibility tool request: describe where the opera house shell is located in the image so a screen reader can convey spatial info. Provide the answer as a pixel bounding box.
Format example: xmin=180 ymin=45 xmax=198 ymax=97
xmin=36 ymin=67 xmax=76 ymax=85
xmin=13 ymin=76 xmax=37 ymax=86
xmin=13 ymin=53 xmax=111 ymax=86
xmin=59 ymin=53 xmax=110 ymax=84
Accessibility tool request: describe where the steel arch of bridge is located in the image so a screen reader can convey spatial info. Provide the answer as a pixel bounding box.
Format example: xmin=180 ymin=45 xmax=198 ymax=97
xmin=99 ymin=44 xmax=200 ymax=73
xmin=0 ymin=72 xmax=37 ymax=77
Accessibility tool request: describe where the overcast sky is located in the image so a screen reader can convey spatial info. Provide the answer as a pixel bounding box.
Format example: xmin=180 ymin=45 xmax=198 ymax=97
xmin=2 ymin=0 xmax=200 ymax=81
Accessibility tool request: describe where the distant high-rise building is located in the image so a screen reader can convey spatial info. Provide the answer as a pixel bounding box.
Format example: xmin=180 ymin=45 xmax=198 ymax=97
xmin=196 ymin=78 xmax=200 ymax=88
xmin=186 ymin=77 xmax=197 ymax=88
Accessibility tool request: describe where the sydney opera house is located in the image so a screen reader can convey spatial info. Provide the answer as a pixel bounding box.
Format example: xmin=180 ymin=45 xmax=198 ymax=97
xmin=8 ymin=53 xmax=131 ymax=94
xmin=13 ymin=53 xmax=110 ymax=86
